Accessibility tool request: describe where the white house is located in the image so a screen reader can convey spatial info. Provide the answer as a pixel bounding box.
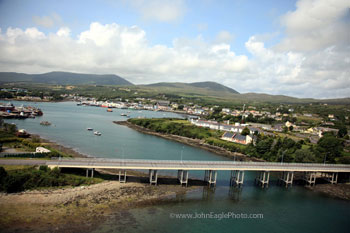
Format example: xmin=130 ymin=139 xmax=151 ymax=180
xmin=36 ymin=147 xmax=51 ymax=153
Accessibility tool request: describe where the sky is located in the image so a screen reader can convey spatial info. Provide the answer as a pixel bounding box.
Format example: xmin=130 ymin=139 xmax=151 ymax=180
xmin=0 ymin=0 xmax=349 ymax=99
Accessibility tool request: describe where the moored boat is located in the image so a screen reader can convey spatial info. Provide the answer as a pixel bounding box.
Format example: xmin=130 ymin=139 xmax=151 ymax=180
xmin=94 ymin=131 xmax=102 ymax=136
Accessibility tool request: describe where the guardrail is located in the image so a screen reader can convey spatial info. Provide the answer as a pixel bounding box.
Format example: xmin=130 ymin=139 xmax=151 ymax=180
xmin=49 ymin=157 xmax=350 ymax=170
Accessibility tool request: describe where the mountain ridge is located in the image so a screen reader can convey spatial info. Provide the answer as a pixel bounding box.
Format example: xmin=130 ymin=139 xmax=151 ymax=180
xmin=0 ymin=71 xmax=133 ymax=86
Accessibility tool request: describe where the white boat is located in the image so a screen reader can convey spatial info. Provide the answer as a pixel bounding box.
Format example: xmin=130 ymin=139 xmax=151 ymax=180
xmin=121 ymin=113 xmax=127 ymax=116
xmin=87 ymin=128 xmax=93 ymax=131
xmin=94 ymin=131 xmax=102 ymax=136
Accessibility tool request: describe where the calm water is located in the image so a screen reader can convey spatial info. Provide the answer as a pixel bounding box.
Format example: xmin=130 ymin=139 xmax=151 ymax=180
xmin=3 ymin=101 xmax=350 ymax=233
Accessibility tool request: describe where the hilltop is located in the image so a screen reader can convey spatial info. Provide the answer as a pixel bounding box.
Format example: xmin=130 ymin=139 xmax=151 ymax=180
xmin=0 ymin=71 xmax=133 ymax=86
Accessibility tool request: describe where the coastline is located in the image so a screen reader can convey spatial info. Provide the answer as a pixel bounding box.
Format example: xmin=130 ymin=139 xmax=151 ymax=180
xmin=31 ymin=134 xmax=90 ymax=158
xmin=0 ymin=174 xmax=200 ymax=233
xmin=114 ymin=120 xmax=263 ymax=162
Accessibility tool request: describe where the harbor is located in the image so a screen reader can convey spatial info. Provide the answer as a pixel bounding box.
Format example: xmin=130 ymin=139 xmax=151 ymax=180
xmin=0 ymin=102 xmax=43 ymax=119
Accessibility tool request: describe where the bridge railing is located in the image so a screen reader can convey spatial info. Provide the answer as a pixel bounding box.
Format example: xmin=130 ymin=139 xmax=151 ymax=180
xmin=50 ymin=157 xmax=350 ymax=168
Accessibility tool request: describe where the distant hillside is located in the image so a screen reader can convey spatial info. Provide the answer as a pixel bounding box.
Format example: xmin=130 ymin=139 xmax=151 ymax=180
xmin=0 ymin=71 xmax=133 ymax=85
xmin=146 ymin=81 xmax=239 ymax=94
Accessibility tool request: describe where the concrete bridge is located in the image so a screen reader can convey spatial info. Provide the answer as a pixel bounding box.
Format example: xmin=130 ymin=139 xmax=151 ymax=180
xmin=2 ymin=158 xmax=350 ymax=188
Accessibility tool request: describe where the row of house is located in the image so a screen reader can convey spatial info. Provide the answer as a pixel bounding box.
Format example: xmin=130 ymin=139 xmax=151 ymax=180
xmin=190 ymin=119 xmax=262 ymax=135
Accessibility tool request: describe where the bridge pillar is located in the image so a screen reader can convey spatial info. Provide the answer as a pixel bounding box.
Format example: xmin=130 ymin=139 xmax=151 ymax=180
xmin=230 ymin=170 xmax=244 ymax=187
xmin=204 ymin=170 xmax=217 ymax=187
xmin=303 ymin=172 xmax=316 ymax=186
xmin=86 ymin=168 xmax=94 ymax=178
xmin=178 ymin=170 xmax=189 ymax=187
xmin=255 ymin=171 xmax=270 ymax=188
xmin=323 ymin=172 xmax=338 ymax=184
xmin=119 ymin=169 xmax=127 ymax=183
xmin=279 ymin=171 xmax=294 ymax=188
xmin=149 ymin=169 xmax=158 ymax=185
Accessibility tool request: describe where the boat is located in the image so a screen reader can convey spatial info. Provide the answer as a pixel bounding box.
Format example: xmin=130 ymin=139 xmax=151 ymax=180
xmin=94 ymin=131 xmax=102 ymax=136
xmin=87 ymin=128 xmax=93 ymax=131
xmin=121 ymin=113 xmax=127 ymax=116
xmin=107 ymin=108 xmax=113 ymax=112
xmin=40 ymin=121 xmax=51 ymax=126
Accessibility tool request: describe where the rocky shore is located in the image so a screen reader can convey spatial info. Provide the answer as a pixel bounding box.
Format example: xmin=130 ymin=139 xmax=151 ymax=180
xmin=31 ymin=134 xmax=90 ymax=158
xmin=0 ymin=172 xmax=200 ymax=233
xmin=114 ymin=120 xmax=264 ymax=162
xmin=306 ymin=183 xmax=350 ymax=201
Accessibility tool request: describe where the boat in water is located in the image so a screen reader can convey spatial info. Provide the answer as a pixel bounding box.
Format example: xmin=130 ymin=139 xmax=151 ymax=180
xmin=107 ymin=108 xmax=113 ymax=112
xmin=120 ymin=113 xmax=127 ymax=116
xmin=94 ymin=131 xmax=102 ymax=136
xmin=40 ymin=121 xmax=51 ymax=126
xmin=87 ymin=128 xmax=93 ymax=131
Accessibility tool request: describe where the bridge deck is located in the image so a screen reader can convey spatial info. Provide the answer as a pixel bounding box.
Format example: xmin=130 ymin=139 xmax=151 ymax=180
xmin=2 ymin=158 xmax=348 ymax=173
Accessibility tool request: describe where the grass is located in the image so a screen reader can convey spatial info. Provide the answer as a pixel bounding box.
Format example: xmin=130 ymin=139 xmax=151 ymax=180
xmin=1 ymin=165 xmax=35 ymax=171
xmin=0 ymin=165 xmax=105 ymax=193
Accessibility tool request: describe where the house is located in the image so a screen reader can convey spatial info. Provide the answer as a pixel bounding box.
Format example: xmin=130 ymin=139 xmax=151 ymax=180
xmin=36 ymin=147 xmax=51 ymax=153
xmin=221 ymin=132 xmax=253 ymax=145
xmin=155 ymin=101 xmax=171 ymax=111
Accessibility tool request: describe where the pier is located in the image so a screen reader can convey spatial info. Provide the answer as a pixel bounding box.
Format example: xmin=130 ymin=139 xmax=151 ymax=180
xmin=1 ymin=158 xmax=350 ymax=188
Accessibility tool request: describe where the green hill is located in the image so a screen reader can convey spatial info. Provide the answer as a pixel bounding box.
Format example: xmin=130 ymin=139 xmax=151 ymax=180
xmin=0 ymin=71 xmax=133 ymax=85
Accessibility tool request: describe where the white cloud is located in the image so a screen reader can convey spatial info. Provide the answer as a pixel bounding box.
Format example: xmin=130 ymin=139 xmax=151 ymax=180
xmin=0 ymin=0 xmax=349 ymax=99
xmin=0 ymin=22 xmax=248 ymax=85
xmin=277 ymin=0 xmax=350 ymax=52
xmin=129 ymin=0 xmax=187 ymax=23
xmin=32 ymin=13 xmax=62 ymax=28
xmin=214 ymin=31 xmax=234 ymax=44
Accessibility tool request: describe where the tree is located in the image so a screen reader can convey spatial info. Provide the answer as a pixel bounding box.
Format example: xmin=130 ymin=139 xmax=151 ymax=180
xmin=316 ymin=134 xmax=343 ymax=163
xmin=294 ymin=149 xmax=316 ymax=163
xmin=289 ymin=125 xmax=294 ymax=131
xmin=241 ymin=127 xmax=250 ymax=136
xmin=337 ymin=125 xmax=348 ymax=138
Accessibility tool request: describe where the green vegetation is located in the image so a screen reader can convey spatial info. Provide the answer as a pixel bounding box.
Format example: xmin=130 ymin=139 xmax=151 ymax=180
xmin=0 ymin=165 xmax=103 ymax=193
xmin=0 ymin=119 xmax=72 ymax=158
xmin=128 ymin=118 xmax=245 ymax=153
xmin=128 ymin=118 xmax=350 ymax=164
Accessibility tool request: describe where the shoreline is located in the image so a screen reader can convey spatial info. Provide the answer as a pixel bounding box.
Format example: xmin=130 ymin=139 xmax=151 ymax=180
xmin=31 ymin=134 xmax=91 ymax=158
xmin=0 ymin=173 xmax=200 ymax=233
xmin=114 ymin=120 xmax=264 ymax=162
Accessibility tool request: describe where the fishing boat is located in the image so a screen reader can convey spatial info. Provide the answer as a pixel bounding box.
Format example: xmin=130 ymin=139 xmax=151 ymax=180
xmin=40 ymin=121 xmax=51 ymax=126
xmin=120 ymin=113 xmax=127 ymax=116
xmin=94 ymin=131 xmax=102 ymax=136
xmin=107 ymin=108 xmax=113 ymax=112
xmin=87 ymin=128 xmax=93 ymax=131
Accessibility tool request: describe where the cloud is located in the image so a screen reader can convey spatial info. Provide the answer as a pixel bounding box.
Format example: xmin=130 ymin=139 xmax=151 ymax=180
xmin=277 ymin=0 xmax=350 ymax=52
xmin=32 ymin=13 xmax=62 ymax=28
xmin=0 ymin=22 xmax=248 ymax=85
xmin=129 ymin=0 xmax=187 ymax=23
xmin=0 ymin=0 xmax=349 ymax=99
xmin=214 ymin=31 xmax=234 ymax=44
